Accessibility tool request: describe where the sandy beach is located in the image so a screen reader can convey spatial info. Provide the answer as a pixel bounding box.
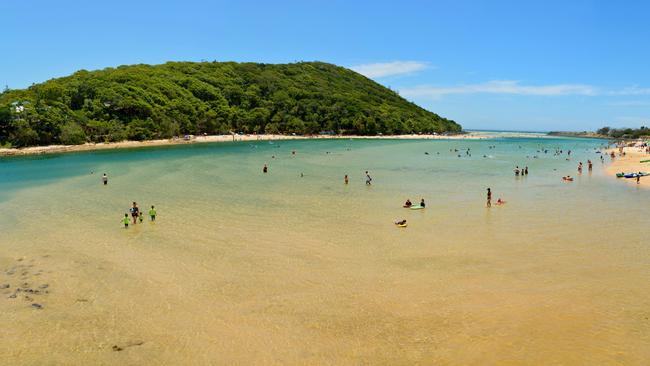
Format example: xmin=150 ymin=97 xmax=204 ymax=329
xmin=0 ymin=132 xmax=498 ymax=157
xmin=606 ymin=145 xmax=650 ymax=188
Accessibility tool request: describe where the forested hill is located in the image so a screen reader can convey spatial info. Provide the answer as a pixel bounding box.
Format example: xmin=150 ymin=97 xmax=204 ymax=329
xmin=0 ymin=61 xmax=461 ymax=147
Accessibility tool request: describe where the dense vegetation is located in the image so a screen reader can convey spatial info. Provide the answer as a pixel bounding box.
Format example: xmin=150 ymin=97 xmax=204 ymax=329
xmin=0 ymin=61 xmax=461 ymax=147
xmin=596 ymin=126 xmax=650 ymax=139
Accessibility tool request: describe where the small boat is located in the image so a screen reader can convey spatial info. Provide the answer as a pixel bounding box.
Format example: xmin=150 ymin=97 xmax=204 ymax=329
xmin=624 ymin=172 xmax=648 ymax=178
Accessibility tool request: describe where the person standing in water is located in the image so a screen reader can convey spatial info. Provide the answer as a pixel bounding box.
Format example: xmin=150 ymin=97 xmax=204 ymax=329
xmin=420 ymin=198 xmax=425 ymax=208
xmin=487 ymin=188 xmax=492 ymax=207
xmin=263 ymin=164 xmax=268 ymax=173
xmin=102 ymin=173 xmax=108 ymax=185
xmin=122 ymin=214 xmax=130 ymax=228
xmin=365 ymin=171 xmax=372 ymax=185
xmin=578 ymin=162 xmax=583 ymax=173
xmin=149 ymin=205 xmax=156 ymax=221
xmin=344 ymin=174 xmax=349 ymax=184
xmin=130 ymin=202 xmax=140 ymax=225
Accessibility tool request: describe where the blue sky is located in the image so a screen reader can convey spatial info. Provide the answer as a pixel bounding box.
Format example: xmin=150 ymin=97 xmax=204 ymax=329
xmin=2 ymin=0 xmax=649 ymax=131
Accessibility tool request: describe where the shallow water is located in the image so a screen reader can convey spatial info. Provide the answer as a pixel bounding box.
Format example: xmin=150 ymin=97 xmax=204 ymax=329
xmin=1 ymin=136 xmax=649 ymax=365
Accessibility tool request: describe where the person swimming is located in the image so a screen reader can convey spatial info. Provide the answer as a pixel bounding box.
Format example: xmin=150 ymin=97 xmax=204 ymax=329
xmin=404 ymin=199 xmax=412 ymax=208
xmin=149 ymin=205 xmax=156 ymax=221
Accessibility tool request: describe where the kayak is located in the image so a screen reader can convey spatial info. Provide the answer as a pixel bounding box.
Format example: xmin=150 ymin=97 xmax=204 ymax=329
xmin=624 ymin=172 xmax=648 ymax=178
xmin=397 ymin=223 xmax=408 ymax=228
xmin=641 ymin=160 xmax=650 ymax=163
xmin=410 ymin=205 xmax=425 ymax=210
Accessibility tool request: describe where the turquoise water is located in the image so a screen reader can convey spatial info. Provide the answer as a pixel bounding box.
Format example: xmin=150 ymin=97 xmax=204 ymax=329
xmin=1 ymin=135 xmax=649 ymax=365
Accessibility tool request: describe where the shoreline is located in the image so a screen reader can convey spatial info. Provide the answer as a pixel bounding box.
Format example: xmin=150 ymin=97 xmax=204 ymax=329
xmin=0 ymin=133 xmax=492 ymax=157
xmin=605 ymin=146 xmax=650 ymax=188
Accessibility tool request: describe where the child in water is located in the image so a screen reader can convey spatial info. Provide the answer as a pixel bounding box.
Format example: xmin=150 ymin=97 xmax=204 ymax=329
xmin=149 ymin=205 xmax=156 ymax=221
xmin=139 ymin=211 xmax=144 ymax=223
xmin=122 ymin=214 xmax=130 ymax=228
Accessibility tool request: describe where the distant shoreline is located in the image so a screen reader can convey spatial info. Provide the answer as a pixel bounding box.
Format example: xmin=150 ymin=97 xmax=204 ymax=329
xmin=547 ymin=131 xmax=610 ymax=139
xmin=0 ymin=133 xmax=492 ymax=157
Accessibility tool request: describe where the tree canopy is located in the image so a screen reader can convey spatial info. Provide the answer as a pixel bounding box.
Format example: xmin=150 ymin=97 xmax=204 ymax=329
xmin=597 ymin=126 xmax=650 ymax=139
xmin=0 ymin=61 xmax=461 ymax=147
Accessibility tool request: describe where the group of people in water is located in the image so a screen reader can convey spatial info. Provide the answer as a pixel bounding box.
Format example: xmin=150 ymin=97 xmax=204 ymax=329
xmin=122 ymin=201 xmax=157 ymax=228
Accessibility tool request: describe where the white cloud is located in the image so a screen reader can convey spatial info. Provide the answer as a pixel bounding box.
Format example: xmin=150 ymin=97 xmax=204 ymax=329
xmin=607 ymin=86 xmax=650 ymax=96
xmin=399 ymin=80 xmax=598 ymax=98
xmin=350 ymin=61 xmax=430 ymax=78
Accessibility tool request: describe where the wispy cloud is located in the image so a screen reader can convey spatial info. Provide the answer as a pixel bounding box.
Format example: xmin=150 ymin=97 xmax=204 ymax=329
xmin=607 ymin=100 xmax=650 ymax=107
xmin=350 ymin=61 xmax=430 ymax=78
xmin=399 ymin=80 xmax=598 ymax=98
xmin=607 ymin=86 xmax=650 ymax=96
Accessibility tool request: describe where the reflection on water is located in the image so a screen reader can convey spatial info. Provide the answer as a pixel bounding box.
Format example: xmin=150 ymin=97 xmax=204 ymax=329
xmin=1 ymin=137 xmax=649 ymax=365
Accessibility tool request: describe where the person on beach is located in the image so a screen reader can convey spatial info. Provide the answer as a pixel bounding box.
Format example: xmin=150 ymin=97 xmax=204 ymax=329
xmin=420 ymin=198 xmax=426 ymax=208
xmin=344 ymin=174 xmax=349 ymax=184
xmin=149 ymin=205 xmax=156 ymax=221
xmin=263 ymin=164 xmax=268 ymax=173
xmin=102 ymin=173 xmax=108 ymax=185
xmin=122 ymin=214 xmax=130 ymax=228
xmin=130 ymin=202 xmax=140 ymax=224
xmin=365 ymin=171 xmax=372 ymax=185
xmin=404 ymin=199 xmax=412 ymax=208
xmin=487 ymin=188 xmax=492 ymax=207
